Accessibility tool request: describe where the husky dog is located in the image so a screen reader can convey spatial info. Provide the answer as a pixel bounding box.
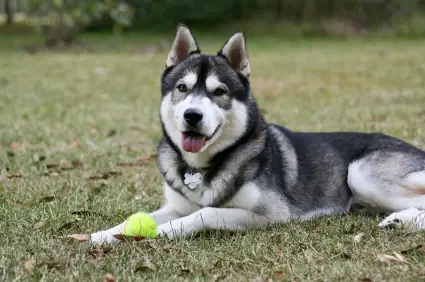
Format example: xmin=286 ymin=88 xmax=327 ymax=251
xmin=90 ymin=25 xmax=425 ymax=244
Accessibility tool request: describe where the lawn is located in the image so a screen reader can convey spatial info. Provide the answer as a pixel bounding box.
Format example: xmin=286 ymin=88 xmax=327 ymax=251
xmin=1 ymin=32 xmax=425 ymax=281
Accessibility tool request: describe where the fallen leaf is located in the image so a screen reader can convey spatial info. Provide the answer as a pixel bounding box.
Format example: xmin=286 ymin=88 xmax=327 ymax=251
xmin=138 ymin=154 xmax=157 ymax=162
xmin=107 ymin=129 xmax=117 ymax=137
xmin=134 ymin=265 xmax=154 ymax=273
xmin=103 ymin=273 xmax=116 ymax=282
xmin=7 ymin=173 xmax=23 ymax=179
xmin=180 ymin=268 xmax=191 ymax=274
xmin=33 ymin=221 xmax=47 ymax=230
xmin=39 ymin=196 xmax=56 ymax=203
xmin=57 ymin=221 xmax=76 ymax=233
xmin=24 ymin=259 xmax=35 ymax=275
xmin=46 ymin=163 xmax=60 ymax=169
xmin=273 ymin=271 xmax=285 ymax=281
xmin=71 ymin=160 xmax=82 ymax=167
xmin=68 ymin=234 xmax=90 ymax=242
xmin=71 ymin=210 xmax=110 ymax=220
xmin=116 ymin=162 xmax=147 ymax=168
xmin=401 ymin=244 xmax=425 ymax=255
xmin=353 ymin=232 xmax=365 ymax=243
xmin=88 ymin=171 xmax=121 ymax=180
xmin=377 ymin=252 xmax=407 ymax=263
xmin=6 ymin=199 xmax=25 ymax=206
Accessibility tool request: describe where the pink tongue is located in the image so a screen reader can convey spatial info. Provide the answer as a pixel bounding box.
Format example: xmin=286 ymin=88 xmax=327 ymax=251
xmin=182 ymin=134 xmax=206 ymax=153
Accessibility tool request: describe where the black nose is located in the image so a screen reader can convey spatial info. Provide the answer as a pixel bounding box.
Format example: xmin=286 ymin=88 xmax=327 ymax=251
xmin=184 ymin=109 xmax=203 ymax=126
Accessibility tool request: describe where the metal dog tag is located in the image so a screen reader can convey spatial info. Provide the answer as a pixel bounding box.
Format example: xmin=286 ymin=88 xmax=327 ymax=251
xmin=184 ymin=172 xmax=202 ymax=189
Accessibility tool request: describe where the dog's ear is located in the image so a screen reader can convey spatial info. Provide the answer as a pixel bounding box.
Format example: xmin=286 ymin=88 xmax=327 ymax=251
xmin=218 ymin=32 xmax=250 ymax=78
xmin=166 ymin=24 xmax=200 ymax=68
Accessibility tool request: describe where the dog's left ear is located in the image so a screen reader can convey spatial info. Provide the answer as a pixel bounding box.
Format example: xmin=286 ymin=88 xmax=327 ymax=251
xmin=218 ymin=32 xmax=250 ymax=78
xmin=166 ymin=24 xmax=200 ymax=68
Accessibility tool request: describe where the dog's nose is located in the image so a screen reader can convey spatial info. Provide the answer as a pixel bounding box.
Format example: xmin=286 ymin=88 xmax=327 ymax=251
xmin=184 ymin=109 xmax=203 ymax=126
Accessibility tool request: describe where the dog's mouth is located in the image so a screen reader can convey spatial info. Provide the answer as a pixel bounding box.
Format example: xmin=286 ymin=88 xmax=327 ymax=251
xmin=181 ymin=126 xmax=220 ymax=153
xmin=181 ymin=131 xmax=206 ymax=153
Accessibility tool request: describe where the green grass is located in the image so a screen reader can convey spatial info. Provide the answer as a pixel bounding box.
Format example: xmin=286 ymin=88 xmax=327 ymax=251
xmin=1 ymin=32 xmax=425 ymax=281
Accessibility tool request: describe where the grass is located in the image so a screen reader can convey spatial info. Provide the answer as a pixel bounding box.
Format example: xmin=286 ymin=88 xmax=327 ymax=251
xmin=1 ymin=31 xmax=425 ymax=281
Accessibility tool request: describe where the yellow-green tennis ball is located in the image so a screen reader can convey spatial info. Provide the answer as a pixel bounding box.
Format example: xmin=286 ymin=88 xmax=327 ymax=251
xmin=123 ymin=212 xmax=157 ymax=238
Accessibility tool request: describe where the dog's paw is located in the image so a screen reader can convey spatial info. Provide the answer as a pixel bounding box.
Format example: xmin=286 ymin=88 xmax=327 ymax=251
xmin=156 ymin=223 xmax=178 ymax=239
xmin=90 ymin=230 xmax=122 ymax=245
xmin=379 ymin=208 xmax=425 ymax=231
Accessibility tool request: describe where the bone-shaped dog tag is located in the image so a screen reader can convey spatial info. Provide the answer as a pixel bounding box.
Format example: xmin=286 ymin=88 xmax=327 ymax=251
xmin=184 ymin=172 xmax=202 ymax=189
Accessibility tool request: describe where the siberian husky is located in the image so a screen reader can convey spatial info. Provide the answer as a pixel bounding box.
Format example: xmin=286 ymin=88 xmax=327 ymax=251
xmin=90 ymin=25 xmax=425 ymax=244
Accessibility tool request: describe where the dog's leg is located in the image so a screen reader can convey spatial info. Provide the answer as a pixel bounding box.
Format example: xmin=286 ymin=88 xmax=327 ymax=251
xmin=157 ymin=207 xmax=269 ymax=239
xmin=90 ymin=183 xmax=200 ymax=244
xmin=348 ymin=153 xmax=425 ymax=231
xmin=90 ymin=205 xmax=182 ymax=244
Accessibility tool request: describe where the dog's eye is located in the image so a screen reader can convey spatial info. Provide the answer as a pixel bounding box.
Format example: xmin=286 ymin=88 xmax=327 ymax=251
xmin=214 ymin=88 xmax=226 ymax=96
xmin=177 ymin=84 xmax=187 ymax=92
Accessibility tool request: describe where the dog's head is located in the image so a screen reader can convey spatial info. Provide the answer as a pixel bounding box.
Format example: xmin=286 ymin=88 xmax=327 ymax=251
xmin=160 ymin=25 xmax=252 ymax=163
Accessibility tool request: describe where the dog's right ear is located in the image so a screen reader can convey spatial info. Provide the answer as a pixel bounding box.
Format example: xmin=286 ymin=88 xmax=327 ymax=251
xmin=166 ymin=24 xmax=200 ymax=68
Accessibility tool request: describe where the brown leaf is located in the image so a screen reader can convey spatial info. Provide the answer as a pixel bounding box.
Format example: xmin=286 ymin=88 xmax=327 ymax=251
xmin=377 ymin=253 xmax=407 ymax=263
xmin=39 ymin=196 xmax=56 ymax=203
xmin=88 ymin=171 xmax=121 ymax=180
xmin=46 ymin=163 xmax=60 ymax=169
xmin=68 ymin=234 xmax=90 ymax=242
xmin=6 ymin=199 xmax=25 ymax=206
xmin=24 ymin=259 xmax=35 ymax=275
xmin=107 ymin=129 xmax=117 ymax=137
xmin=113 ymin=234 xmax=146 ymax=241
xmin=138 ymin=153 xmax=157 ymax=162
xmin=57 ymin=221 xmax=76 ymax=233
xmin=135 ymin=265 xmax=154 ymax=273
xmin=103 ymin=273 xmax=116 ymax=282
xmin=71 ymin=160 xmax=82 ymax=167
xmin=273 ymin=271 xmax=285 ymax=281
xmin=401 ymin=244 xmax=425 ymax=255
xmin=33 ymin=221 xmax=47 ymax=230
xmin=359 ymin=279 xmax=373 ymax=282
xmin=116 ymin=162 xmax=147 ymax=168
xmin=7 ymin=173 xmax=23 ymax=179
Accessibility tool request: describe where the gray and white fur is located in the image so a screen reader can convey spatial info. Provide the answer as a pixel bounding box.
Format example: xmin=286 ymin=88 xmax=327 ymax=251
xmin=90 ymin=25 xmax=425 ymax=244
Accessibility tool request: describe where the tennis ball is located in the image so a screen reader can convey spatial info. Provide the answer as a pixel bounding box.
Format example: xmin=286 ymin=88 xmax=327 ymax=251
xmin=123 ymin=212 xmax=157 ymax=238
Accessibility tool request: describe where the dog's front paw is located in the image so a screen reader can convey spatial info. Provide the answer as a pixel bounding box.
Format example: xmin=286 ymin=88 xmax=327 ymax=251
xmin=156 ymin=222 xmax=193 ymax=239
xmin=379 ymin=208 xmax=425 ymax=231
xmin=90 ymin=230 xmax=122 ymax=245
xmin=156 ymin=223 xmax=178 ymax=239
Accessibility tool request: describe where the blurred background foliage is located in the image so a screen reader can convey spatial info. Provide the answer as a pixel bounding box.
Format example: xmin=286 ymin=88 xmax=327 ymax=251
xmin=1 ymin=0 xmax=425 ymax=46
